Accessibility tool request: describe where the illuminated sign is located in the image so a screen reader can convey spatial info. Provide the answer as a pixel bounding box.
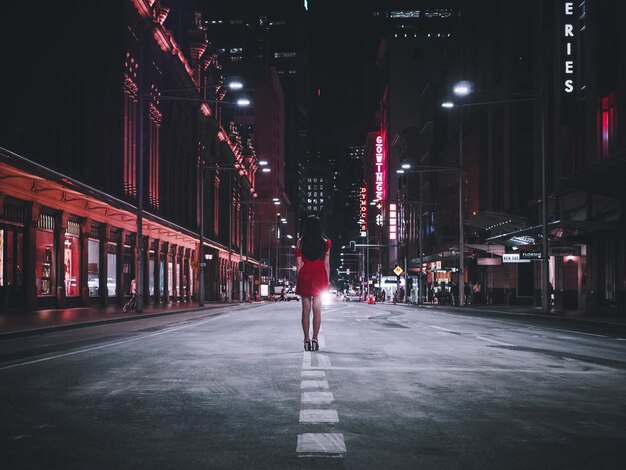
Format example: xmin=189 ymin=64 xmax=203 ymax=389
xmin=374 ymin=134 xmax=386 ymax=201
xmin=359 ymin=185 xmax=368 ymax=237
xmin=389 ymin=203 xmax=397 ymax=240
xmin=562 ymin=2 xmax=576 ymax=93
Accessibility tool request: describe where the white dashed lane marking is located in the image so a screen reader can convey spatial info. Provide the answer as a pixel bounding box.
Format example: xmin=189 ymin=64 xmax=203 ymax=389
xmin=301 ymin=380 xmax=329 ymax=389
xmin=296 ymin=433 xmax=346 ymax=455
xmin=301 ymin=391 xmax=334 ymax=404
xmin=301 ymin=370 xmax=326 ymax=379
xmin=299 ymin=409 xmax=339 ymax=424
xmin=297 ymin=333 xmax=345 ymax=458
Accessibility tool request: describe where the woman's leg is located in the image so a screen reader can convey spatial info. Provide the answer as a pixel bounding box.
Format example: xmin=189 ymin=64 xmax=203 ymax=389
xmin=301 ymin=296 xmax=312 ymax=340
xmin=312 ymin=295 xmax=322 ymax=340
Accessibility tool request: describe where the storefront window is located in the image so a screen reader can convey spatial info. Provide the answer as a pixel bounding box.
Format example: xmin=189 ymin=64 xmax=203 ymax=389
xmin=159 ymin=258 xmax=165 ymax=296
xmin=88 ymin=239 xmax=100 ymax=296
xmin=188 ymin=262 xmax=193 ymax=298
xmin=168 ymin=260 xmax=173 ymax=296
xmin=149 ymin=258 xmax=155 ymax=296
xmin=64 ymin=234 xmax=80 ymax=296
xmin=176 ymin=260 xmax=181 ymax=297
xmin=107 ymin=251 xmax=117 ymax=296
xmin=123 ymin=244 xmax=133 ymax=295
xmin=36 ymin=230 xmax=55 ymax=296
xmin=0 ymin=229 xmax=4 ymax=286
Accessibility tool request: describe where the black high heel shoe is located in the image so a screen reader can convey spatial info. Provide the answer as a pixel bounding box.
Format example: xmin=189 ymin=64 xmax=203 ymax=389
xmin=304 ymin=339 xmax=311 ymax=351
xmin=311 ymin=338 xmax=319 ymax=351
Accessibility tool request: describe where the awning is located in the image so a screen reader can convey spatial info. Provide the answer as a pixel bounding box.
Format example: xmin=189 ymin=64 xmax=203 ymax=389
xmin=465 ymin=211 xmax=530 ymax=236
xmin=485 ymin=219 xmax=623 ymax=245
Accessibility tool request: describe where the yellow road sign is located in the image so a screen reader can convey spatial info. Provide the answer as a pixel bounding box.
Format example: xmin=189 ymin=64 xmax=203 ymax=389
xmin=393 ymin=265 xmax=404 ymax=276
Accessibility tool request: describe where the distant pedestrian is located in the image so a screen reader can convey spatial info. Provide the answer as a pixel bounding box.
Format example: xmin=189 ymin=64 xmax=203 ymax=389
xmin=295 ymin=215 xmax=331 ymax=352
xmin=472 ymin=281 xmax=482 ymax=304
xmin=464 ymin=282 xmax=472 ymax=305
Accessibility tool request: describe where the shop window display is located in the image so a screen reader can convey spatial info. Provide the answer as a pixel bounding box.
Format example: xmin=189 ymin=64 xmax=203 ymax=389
xmin=88 ymin=239 xmax=100 ymax=296
xmin=168 ymin=261 xmax=173 ymax=297
xmin=64 ymin=235 xmax=80 ymax=296
xmin=149 ymin=258 xmax=155 ymax=296
xmin=159 ymin=258 xmax=165 ymax=296
xmin=36 ymin=230 xmax=55 ymax=296
xmin=107 ymin=252 xmax=117 ymax=296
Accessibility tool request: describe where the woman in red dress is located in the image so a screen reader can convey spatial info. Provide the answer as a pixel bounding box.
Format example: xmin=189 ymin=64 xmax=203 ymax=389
xmin=295 ymin=215 xmax=331 ymax=351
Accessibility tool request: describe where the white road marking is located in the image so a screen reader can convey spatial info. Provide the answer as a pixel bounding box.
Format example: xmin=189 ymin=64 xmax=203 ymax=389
xmin=296 ymin=433 xmax=346 ymax=455
xmin=301 ymin=380 xmax=329 ymax=389
xmin=428 ymin=325 xmax=460 ymax=334
xmin=301 ymin=370 xmax=326 ymax=378
xmin=302 ymin=351 xmax=311 ymax=369
xmin=476 ymin=336 xmax=515 ymax=346
xmin=301 ymin=392 xmax=334 ymax=404
xmin=313 ymin=366 xmax=614 ymax=374
xmin=299 ymin=409 xmax=339 ymax=424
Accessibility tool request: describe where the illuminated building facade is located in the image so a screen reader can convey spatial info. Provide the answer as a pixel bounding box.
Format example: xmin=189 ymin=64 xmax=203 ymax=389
xmin=0 ymin=0 xmax=261 ymax=310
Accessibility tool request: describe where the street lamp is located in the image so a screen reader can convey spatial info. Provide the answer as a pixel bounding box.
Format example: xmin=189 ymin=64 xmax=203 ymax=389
xmin=442 ymin=81 xmax=548 ymax=312
xmin=397 ymin=165 xmax=459 ymax=305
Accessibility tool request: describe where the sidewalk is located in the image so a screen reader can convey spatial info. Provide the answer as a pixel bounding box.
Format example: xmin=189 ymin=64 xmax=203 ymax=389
xmin=408 ymin=301 xmax=626 ymax=326
xmin=0 ymin=301 xmax=253 ymax=339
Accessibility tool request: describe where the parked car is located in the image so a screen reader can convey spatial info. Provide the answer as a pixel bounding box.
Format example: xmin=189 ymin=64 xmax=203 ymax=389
xmin=343 ymin=292 xmax=361 ymax=302
xmin=284 ymin=288 xmax=300 ymax=301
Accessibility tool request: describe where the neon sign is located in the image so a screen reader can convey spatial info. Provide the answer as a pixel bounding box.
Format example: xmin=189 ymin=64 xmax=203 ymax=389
xmin=562 ymin=2 xmax=576 ymax=93
xmin=359 ymin=185 xmax=368 ymax=237
xmin=374 ymin=134 xmax=386 ymax=201
xmin=389 ymin=203 xmax=397 ymax=240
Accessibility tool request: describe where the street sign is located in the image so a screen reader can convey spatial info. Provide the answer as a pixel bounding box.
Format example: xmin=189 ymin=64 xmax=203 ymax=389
xmin=393 ymin=265 xmax=404 ymax=276
xmin=502 ymin=253 xmax=530 ymax=263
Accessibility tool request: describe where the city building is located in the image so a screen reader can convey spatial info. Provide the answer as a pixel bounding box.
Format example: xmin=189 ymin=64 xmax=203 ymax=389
xmin=0 ymin=0 xmax=263 ymax=310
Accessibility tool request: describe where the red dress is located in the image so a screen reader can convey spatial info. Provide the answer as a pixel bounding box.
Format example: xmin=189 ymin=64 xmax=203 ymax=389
xmin=295 ymin=239 xmax=331 ymax=297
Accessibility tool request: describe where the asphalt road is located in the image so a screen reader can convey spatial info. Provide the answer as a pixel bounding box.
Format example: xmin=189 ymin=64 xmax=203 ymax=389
xmin=1 ymin=301 xmax=625 ymax=469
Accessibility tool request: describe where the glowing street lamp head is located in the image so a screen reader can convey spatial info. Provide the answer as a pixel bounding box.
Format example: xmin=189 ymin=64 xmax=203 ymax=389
xmin=441 ymin=101 xmax=455 ymax=109
xmin=228 ymin=80 xmax=243 ymax=90
xmin=401 ymin=162 xmax=411 ymax=169
xmin=453 ymin=80 xmax=473 ymax=96
xmin=261 ymin=167 xmax=271 ymax=173
xmin=259 ymin=160 xmax=268 ymax=166
xmin=236 ymin=98 xmax=251 ymax=107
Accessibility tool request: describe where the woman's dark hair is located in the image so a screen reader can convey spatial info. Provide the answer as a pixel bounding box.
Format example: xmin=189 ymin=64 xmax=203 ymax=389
xmin=300 ymin=215 xmax=327 ymax=260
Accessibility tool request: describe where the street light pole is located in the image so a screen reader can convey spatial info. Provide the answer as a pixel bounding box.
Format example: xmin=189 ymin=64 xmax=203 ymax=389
xmin=458 ymin=113 xmax=465 ymax=307
xmin=541 ymin=101 xmax=549 ymax=313
xmin=198 ymin=163 xmax=205 ymax=306
xmin=443 ymin=83 xmax=549 ymax=312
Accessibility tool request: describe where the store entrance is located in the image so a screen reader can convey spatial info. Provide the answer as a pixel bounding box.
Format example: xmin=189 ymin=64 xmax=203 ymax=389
xmin=0 ymin=225 xmax=25 ymax=310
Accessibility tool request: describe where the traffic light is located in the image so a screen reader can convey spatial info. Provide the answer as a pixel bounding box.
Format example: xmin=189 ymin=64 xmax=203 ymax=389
xmin=349 ymin=240 xmax=356 ymax=252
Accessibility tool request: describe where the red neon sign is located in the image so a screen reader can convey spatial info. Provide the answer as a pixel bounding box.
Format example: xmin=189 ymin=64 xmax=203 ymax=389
xmin=359 ymin=185 xmax=368 ymax=236
xmin=374 ymin=134 xmax=386 ymax=201
xmin=389 ymin=203 xmax=397 ymax=240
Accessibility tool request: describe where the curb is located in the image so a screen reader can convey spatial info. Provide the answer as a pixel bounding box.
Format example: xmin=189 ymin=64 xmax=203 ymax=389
xmin=0 ymin=302 xmax=265 ymax=340
xmin=402 ymin=303 xmax=626 ymax=327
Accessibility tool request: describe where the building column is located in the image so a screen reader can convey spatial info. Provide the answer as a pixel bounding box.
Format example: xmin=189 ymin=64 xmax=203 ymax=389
xmin=153 ymin=239 xmax=161 ymax=304
xmin=25 ymin=202 xmax=41 ymax=310
xmin=80 ymin=218 xmax=92 ymax=305
xmin=55 ymin=211 xmax=69 ymax=308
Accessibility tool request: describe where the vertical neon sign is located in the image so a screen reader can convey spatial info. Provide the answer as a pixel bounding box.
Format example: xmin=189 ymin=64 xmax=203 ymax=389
xmin=389 ymin=203 xmax=397 ymax=240
xmin=359 ymin=185 xmax=368 ymax=237
xmin=562 ymin=1 xmax=576 ymax=94
xmin=374 ymin=134 xmax=386 ymax=201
